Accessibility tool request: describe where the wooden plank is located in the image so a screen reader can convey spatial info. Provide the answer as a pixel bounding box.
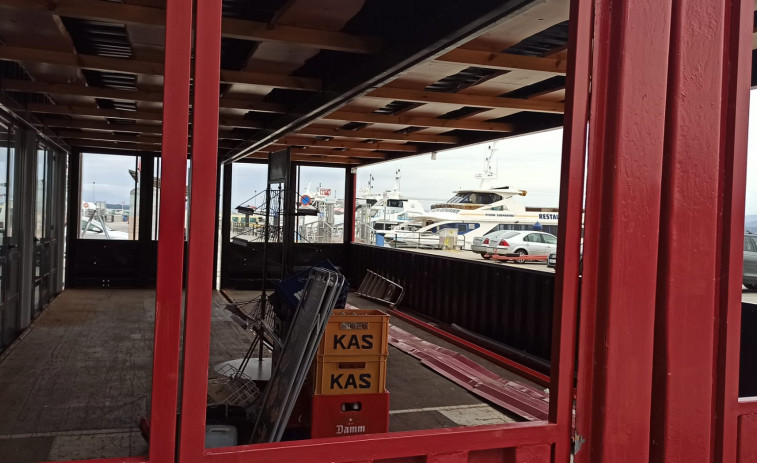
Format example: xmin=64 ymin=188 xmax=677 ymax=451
xmin=1 ymin=78 xmax=163 ymax=102
xmin=1 ymin=79 xmax=287 ymax=113
xmin=364 ymin=87 xmax=564 ymax=114
xmin=297 ymin=126 xmax=460 ymax=143
xmin=44 ymin=119 xmax=250 ymax=140
xmin=64 ymin=138 xmax=162 ymax=152
xmin=27 ymin=103 xmax=265 ymax=129
xmin=246 ymin=152 xmax=361 ymax=165
xmin=322 ymin=111 xmax=514 ymax=132
xmin=0 ymin=46 xmax=321 ymax=90
xmin=28 ymin=103 xmax=163 ymax=121
xmin=56 ymin=130 xmax=161 ymax=144
xmin=436 ymin=49 xmax=567 ymax=75
xmin=276 ymin=136 xmax=417 ymax=152
xmin=39 ymin=118 xmax=162 ymax=133
xmin=0 ymin=0 xmax=381 ymax=54
xmin=64 ymin=137 xmax=238 ymax=151
xmin=269 ymin=145 xmax=386 ymax=159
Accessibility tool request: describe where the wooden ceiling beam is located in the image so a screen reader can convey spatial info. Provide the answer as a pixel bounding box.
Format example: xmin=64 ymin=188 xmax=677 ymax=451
xmin=297 ymin=126 xmax=460 ymax=144
xmin=2 ymin=78 xmax=162 ymax=102
xmin=247 ymin=152 xmax=360 ymax=165
xmin=436 ymin=49 xmax=567 ymax=74
xmin=43 ymin=119 xmax=252 ymax=140
xmin=40 ymin=118 xmax=163 ymax=134
xmin=1 ymin=79 xmax=287 ymax=113
xmin=63 ymin=137 xmax=238 ymax=150
xmin=64 ymin=138 xmax=161 ymax=152
xmin=0 ymin=0 xmax=380 ymax=54
xmin=0 ymin=46 xmax=321 ymax=90
xmin=28 ymin=103 xmax=163 ymax=122
xmin=27 ymin=103 xmax=264 ymax=129
xmin=56 ymin=130 xmax=161 ymax=144
xmin=276 ymin=136 xmax=417 ymax=152
xmin=364 ymin=87 xmax=564 ymax=114
xmin=268 ymin=145 xmax=386 ymax=159
xmin=323 ymin=111 xmax=514 ymax=132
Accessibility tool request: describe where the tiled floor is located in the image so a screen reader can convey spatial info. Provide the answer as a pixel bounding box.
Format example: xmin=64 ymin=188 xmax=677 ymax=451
xmin=0 ymin=289 xmax=533 ymax=462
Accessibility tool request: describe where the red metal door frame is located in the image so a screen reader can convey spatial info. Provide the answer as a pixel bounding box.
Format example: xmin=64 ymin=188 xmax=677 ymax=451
xmin=149 ymin=0 xmax=193 ymax=461
xmin=178 ymin=0 xmax=224 ymax=461
xmin=173 ymin=1 xmax=593 ymax=463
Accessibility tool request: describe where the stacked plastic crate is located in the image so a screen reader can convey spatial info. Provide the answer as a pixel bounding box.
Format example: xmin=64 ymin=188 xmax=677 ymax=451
xmin=308 ymin=309 xmax=390 ymax=438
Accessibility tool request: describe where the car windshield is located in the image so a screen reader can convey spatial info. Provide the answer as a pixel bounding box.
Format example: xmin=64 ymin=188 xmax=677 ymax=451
xmin=499 ymin=231 xmax=520 ymax=239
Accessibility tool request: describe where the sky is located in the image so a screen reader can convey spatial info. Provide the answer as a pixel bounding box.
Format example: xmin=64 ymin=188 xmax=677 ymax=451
xmin=85 ymin=90 xmax=757 ymax=216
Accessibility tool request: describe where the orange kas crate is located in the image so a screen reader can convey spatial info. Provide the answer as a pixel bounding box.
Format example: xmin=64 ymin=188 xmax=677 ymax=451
xmin=309 ymin=391 xmax=390 ymax=439
xmin=317 ymin=309 xmax=389 ymax=357
xmin=312 ymin=354 xmax=387 ymax=395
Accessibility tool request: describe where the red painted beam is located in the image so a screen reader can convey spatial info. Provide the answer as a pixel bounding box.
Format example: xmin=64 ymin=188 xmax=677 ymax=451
xmin=650 ymin=0 xmax=728 ymax=459
xmin=575 ymin=0 xmax=672 ymax=461
xmin=204 ymin=422 xmax=559 ymax=463
xmin=715 ymin=1 xmax=754 ymax=461
xmin=149 ymin=0 xmax=192 ymax=462
xmin=178 ymin=0 xmax=223 ymax=462
xmin=549 ymin=0 xmax=593 ymax=461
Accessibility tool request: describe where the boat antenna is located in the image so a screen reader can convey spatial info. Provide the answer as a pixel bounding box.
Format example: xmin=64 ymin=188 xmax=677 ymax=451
xmin=394 ymin=169 xmax=401 ymax=192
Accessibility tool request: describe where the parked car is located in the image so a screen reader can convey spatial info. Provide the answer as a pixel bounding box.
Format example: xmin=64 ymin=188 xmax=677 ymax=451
xmin=80 ymin=219 xmax=129 ymax=240
xmin=745 ymin=232 xmax=757 ymax=290
xmin=485 ymin=230 xmax=558 ymax=262
xmin=471 ymin=229 xmax=516 ymax=257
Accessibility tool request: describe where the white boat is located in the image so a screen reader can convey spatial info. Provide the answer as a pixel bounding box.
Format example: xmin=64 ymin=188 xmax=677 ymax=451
xmin=355 ymin=170 xmax=426 ymax=242
xmin=383 ymin=146 xmax=559 ymax=250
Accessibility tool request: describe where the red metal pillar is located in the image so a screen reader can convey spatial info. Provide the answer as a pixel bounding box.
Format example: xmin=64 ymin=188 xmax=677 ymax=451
xmin=575 ymin=0 xmax=672 ymax=461
xmin=177 ymin=0 xmax=223 ymax=461
xmin=649 ymin=0 xmax=729 ymax=460
xmin=548 ymin=0 xmax=592 ymax=459
xmin=716 ymin=0 xmax=753 ymax=461
xmin=149 ymin=0 xmax=192 ymax=461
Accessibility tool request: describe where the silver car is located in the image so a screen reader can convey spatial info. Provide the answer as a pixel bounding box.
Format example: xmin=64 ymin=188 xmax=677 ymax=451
xmin=486 ymin=230 xmax=558 ymax=262
xmin=471 ymin=229 xmax=515 ymax=257
xmin=745 ymin=233 xmax=757 ymax=290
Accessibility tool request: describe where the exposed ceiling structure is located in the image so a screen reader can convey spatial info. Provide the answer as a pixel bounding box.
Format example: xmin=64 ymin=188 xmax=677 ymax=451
xmin=0 ymin=0 xmax=750 ymax=167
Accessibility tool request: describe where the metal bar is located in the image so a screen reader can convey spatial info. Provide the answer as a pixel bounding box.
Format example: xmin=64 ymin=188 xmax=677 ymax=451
xmin=205 ymin=422 xmax=558 ymax=463
xmin=220 ymin=163 xmax=232 ymax=288
xmin=177 ymin=0 xmax=223 ymax=461
xmin=575 ymin=0 xmax=672 ymax=461
xmin=548 ymin=0 xmax=593 ymax=460
xmin=148 ymin=0 xmax=192 ymax=460
xmin=389 ymin=308 xmax=550 ymax=387
xmin=715 ymin=1 xmax=754 ymax=461
xmin=344 ymin=167 xmax=356 ymax=245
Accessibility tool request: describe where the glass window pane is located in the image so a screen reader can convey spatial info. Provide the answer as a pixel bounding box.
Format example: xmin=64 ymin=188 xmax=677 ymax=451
xmin=79 ymin=153 xmax=140 ymax=240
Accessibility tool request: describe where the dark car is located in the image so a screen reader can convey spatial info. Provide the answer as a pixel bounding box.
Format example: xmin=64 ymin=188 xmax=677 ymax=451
xmin=745 ymin=232 xmax=757 ymax=290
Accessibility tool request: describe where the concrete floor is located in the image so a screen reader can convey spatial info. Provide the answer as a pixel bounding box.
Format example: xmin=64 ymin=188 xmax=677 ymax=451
xmin=0 ymin=289 xmax=251 ymax=463
xmin=0 ymin=289 xmax=532 ymax=462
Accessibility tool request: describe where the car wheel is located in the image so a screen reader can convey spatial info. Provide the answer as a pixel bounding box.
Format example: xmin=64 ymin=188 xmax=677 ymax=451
xmin=515 ymin=249 xmax=528 ymax=263
xmin=746 ymin=283 xmax=757 ymax=291
xmin=482 ymin=253 xmax=491 ymax=260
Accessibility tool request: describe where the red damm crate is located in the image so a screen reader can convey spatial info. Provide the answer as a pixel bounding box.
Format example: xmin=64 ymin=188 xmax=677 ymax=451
xmin=309 ymin=391 xmax=390 ymax=438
